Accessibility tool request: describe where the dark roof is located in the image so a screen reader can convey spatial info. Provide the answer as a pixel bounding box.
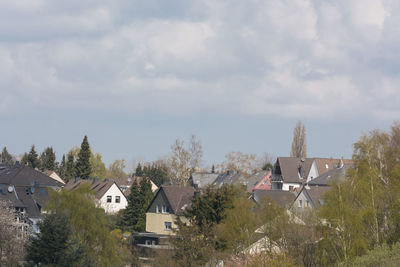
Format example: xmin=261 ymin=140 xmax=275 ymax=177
xmin=190 ymin=172 xmax=219 ymax=188
xmin=64 ymin=179 xmax=115 ymax=199
xmin=252 ymin=189 xmax=296 ymax=209
xmin=303 ymin=186 xmax=331 ymax=209
xmin=308 ymin=164 xmax=352 ymax=186
xmin=213 ymin=171 xmax=245 ymax=187
xmin=0 ymin=166 xmax=64 ymax=187
xmin=314 ymin=158 xmax=353 ymax=176
xmin=275 ymin=157 xmax=314 ymax=183
xmin=148 ymin=186 xmax=195 ymax=215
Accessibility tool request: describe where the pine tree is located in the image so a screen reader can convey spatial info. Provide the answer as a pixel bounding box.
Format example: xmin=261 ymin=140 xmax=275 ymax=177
xmin=135 ymin=163 xmax=143 ymax=176
xmin=136 ymin=178 xmax=154 ymax=232
xmin=120 ymin=180 xmax=142 ymax=231
xmin=0 ymin=147 xmax=13 ymax=165
xmin=40 ymin=147 xmax=57 ymax=171
xmin=58 ymin=155 xmax=66 ymax=179
xmin=75 ymin=136 xmax=91 ymax=179
xmin=24 ymin=145 xmax=40 ymax=169
xmin=65 ymin=154 xmax=76 ymax=182
xmin=211 ymin=164 xmax=215 ymax=174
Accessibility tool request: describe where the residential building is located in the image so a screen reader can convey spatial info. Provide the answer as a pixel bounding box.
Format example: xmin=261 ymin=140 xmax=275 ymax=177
xmin=189 ymin=172 xmax=219 ymax=189
xmin=145 ymin=186 xmax=195 ymax=235
xmin=292 ymin=186 xmax=331 ymax=211
xmin=0 ymin=165 xmax=64 ymax=233
xmin=251 ymin=189 xmax=296 ymax=209
xmin=43 ymin=170 xmax=65 ymax=184
xmin=65 ymin=179 xmax=128 ymax=214
xmin=115 ymin=176 xmax=158 ymax=197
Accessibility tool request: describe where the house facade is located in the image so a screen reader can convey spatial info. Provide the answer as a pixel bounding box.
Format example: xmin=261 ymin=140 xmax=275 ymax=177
xmin=65 ymin=179 xmax=128 ymax=214
xmin=145 ymin=186 xmax=194 ymax=235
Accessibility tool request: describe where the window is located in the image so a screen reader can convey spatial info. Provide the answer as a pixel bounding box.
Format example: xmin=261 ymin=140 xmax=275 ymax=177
xmin=145 ymin=240 xmax=151 ymax=245
xmin=107 ymin=196 xmax=112 ymax=203
xmin=298 ymin=200 xmax=303 ymax=208
xmin=156 ymin=205 xmax=160 ymax=213
xmin=162 ymin=205 xmax=167 ymax=213
xmin=164 ymin=222 xmax=172 ymax=230
xmin=115 ymin=196 xmax=120 ymax=203
xmin=289 ymin=186 xmax=294 ymax=192
xmin=306 ymin=200 xmax=309 ymax=207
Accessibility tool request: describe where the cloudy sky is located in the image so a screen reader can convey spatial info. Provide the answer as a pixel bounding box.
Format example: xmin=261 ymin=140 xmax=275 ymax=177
xmin=0 ymin=0 xmax=399 ymax=168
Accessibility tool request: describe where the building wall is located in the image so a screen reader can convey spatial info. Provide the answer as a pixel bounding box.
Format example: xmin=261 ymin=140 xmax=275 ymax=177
xmin=146 ymin=213 xmax=189 ymax=235
xmin=99 ymin=183 xmax=128 ymax=214
xmin=282 ymin=182 xmax=301 ymax=191
xmin=293 ymin=191 xmax=311 ymax=210
xmin=306 ymin=161 xmax=319 ymax=182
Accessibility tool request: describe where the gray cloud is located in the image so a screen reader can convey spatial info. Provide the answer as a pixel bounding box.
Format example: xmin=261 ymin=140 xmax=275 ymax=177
xmin=0 ymin=0 xmax=398 ymax=121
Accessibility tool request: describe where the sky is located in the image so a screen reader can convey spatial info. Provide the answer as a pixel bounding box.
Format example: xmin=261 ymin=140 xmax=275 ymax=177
xmin=1 ymin=0 xmax=399 ymax=170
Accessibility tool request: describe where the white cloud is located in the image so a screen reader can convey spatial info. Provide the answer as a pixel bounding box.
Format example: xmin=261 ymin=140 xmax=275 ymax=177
xmin=0 ymin=0 xmax=399 ymax=122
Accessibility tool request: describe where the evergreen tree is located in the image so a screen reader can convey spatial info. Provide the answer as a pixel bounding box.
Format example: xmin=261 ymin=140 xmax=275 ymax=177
xmin=40 ymin=146 xmax=57 ymax=171
xmin=0 ymin=147 xmax=13 ymax=165
xmin=211 ymin=164 xmax=215 ymax=174
xmin=120 ymin=180 xmax=142 ymax=231
xmin=75 ymin=136 xmax=92 ymax=179
xmin=65 ymin=153 xmax=76 ymax=182
xmin=25 ymin=213 xmax=84 ymax=266
xmin=23 ymin=145 xmax=40 ymax=169
xmin=58 ymin=154 xmax=66 ymax=179
xmin=135 ymin=163 xmax=143 ymax=176
xmin=136 ymin=178 xmax=154 ymax=232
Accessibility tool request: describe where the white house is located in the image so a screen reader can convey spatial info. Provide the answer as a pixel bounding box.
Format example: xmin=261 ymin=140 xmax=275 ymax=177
xmin=65 ymin=179 xmax=128 ymax=214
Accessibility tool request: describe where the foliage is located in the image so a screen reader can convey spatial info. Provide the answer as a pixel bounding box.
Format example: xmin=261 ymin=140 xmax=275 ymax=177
xmin=142 ymin=161 xmax=170 ymax=187
xmin=90 ymin=152 xmax=107 ymax=180
xmin=25 ymin=212 xmax=87 ymax=266
xmin=219 ymin=151 xmax=261 ymax=177
xmin=64 ymin=153 xmax=76 ymax=182
xmin=169 ymin=134 xmax=203 ymax=185
xmin=339 ymin=242 xmax=400 ymax=267
xmin=45 ymin=185 xmax=122 ymax=266
xmin=290 ymin=120 xmax=307 ymax=158
xmin=40 ymin=146 xmax=57 ymax=171
xmin=21 ymin=145 xmax=40 ymax=169
xmin=0 ymin=200 xmax=26 ymax=266
xmin=135 ymin=162 xmax=143 ymax=176
xmin=58 ymin=154 xmax=66 ymax=180
xmin=0 ymin=146 xmax=13 ymax=165
xmin=107 ymin=159 xmax=127 ymax=179
xmin=75 ymin=135 xmax=92 ymax=179
xmin=119 ymin=178 xmax=153 ymax=232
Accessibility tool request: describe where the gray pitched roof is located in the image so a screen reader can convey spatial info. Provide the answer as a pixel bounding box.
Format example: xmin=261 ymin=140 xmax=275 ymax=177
xmin=303 ymin=186 xmax=331 ymax=209
xmin=275 ymin=157 xmax=314 ymax=183
xmin=64 ymin=179 xmax=116 ymax=199
xmin=252 ymin=189 xmax=296 ymax=209
xmin=190 ymin=172 xmax=219 ymax=188
xmin=246 ymin=170 xmax=270 ymax=192
xmin=308 ymin=164 xmax=352 ymax=186
xmin=0 ymin=166 xmax=64 ymax=187
xmin=162 ymin=186 xmax=195 ymax=215
xmin=213 ymin=171 xmax=245 ymax=187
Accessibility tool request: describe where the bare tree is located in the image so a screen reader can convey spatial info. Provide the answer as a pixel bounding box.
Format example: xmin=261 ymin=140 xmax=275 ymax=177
xmin=0 ymin=200 xmax=27 ymax=265
xmin=219 ymin=151 xmax=261 ymax=177
xmin=290 ymin=120 xmax=307 ymax=158
xmin=169 ymin=135 xmax=203 ymax=185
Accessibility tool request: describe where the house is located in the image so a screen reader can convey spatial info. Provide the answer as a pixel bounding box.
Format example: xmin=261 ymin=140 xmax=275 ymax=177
xmin=65 ymin=179 xmax=128 ymax=214
xmin=145 ymin=186 xmax=195 ymax=235
xmin=307 ymin=163 xmax=352 ymax=187
xmin=43 ymin=170 xmax=65 ymax=184
xmin=292 ymin=186 xmax=331 ymax=211
xmin=271 ymin=157 xmax=353 ymax=191
xmin=0 ymin=165 xmax=64 ymax=233
xmin=248 ymin=170 xmax=272 ymax=192
xmin=212 ymin=170 xmax=247 ymax=188
xmin=115 ymin=176 xmax=158 ymax=197
xmin=189 ymin=172 xmax=219 ymax=189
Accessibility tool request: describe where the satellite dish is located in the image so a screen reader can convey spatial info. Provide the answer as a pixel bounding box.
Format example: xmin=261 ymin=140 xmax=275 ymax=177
xmin=8 ymin=186 xmax=13 ymax=193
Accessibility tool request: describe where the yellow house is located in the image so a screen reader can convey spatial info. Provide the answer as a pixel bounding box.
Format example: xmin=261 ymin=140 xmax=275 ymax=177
xmin=145 ymin=186 xmax=194 ymax=235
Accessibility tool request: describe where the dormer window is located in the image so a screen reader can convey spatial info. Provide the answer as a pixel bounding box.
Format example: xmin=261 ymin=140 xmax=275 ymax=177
xmin=325 ymin=164 xmax=329 ymax=169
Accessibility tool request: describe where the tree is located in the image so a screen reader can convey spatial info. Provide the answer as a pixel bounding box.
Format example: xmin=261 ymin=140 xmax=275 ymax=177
xmin=142 ymin=161 xmax=170 ymax=187
xmin=169 ymin=135 xmax=203 ymax=185
xmin=120 ymin=180 xmax=142 ymax=232
xmin=58 ymin=154 xmax=66 ymax=179
xmin=40 ymin=146 xmax=57 ymax=171
xmin=64 ymin=153 xmax=76 ymax=182
xmin=21 ymin=145 xmax=40 ymax=168
xmin=135 ymin=163 xmax=143 ymax=176
xmin=25 ymin=213 xmax=87 ymax=266
xmin=0 ymin=147 xmax=13 ymax=165
xmin=107 ymin=159 xmax=126 ymax=179
xmin=75 ymin=136 xmax=92 ymax=179
xmin=219 ymin=151 xmax=261 ymax=177
xmin=0 ymin=200 xmax=26 ymax=265
xmin=290 ymin=120 xmax=307 ymax=158
xmin=90 ymin=152 xmax=107 ymax=180
xmin=45 ymin=185 xmax=122 ymax=266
